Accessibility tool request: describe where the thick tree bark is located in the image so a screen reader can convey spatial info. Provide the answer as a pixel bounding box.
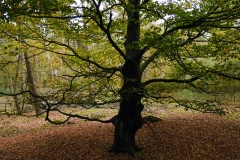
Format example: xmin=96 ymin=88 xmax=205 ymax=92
xmin=111 ymin=58 xmax=144 ymax=156
xmin=110 ymin=99 xmax=144 ymax=157
xmin=111 ymin=54 xmax=144 ymax=156
xmin=110 ymin=1 xmax=145 ymax=157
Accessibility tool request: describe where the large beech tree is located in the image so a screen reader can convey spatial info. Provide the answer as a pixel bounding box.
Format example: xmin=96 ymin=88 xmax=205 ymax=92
xmin=1 ymin=0 xmax=240 ymax=157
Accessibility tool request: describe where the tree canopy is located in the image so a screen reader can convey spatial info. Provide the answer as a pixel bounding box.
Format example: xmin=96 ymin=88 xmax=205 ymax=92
xmin=0 ymin=0 xmax=240 ymax=157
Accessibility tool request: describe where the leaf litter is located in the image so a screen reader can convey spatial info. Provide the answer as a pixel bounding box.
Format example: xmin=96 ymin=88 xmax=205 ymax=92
xmin=0 ymin=110 xmax=240 ymax=160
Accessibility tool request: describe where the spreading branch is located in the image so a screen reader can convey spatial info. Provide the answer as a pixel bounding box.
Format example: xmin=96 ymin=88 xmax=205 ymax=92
xmin=46 ymin=108 xmax=117 ymax=124
xmin=143 ymin=76 xmax=200 ymax=87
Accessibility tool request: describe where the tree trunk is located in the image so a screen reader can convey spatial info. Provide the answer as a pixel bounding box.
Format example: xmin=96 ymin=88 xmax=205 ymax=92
xmin=110 ymin=1 xmax=144 ymax=157
xmin=10 ymin=78 xmax=22 ymax=114
xmin=111 ymin=59 xmax=144 ymax=156
xmin=9 ymin=57 xmax=22 ymax=114
xmin=110 ymin=98 xmax=144 ymax=157
xmin=33 ymin=54 xmax=40 ymax=85
xmin=24 ymin=51 xmax=41 ymax=115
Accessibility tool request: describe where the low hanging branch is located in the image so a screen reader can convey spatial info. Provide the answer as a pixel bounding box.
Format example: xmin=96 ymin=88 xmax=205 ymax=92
xmin=45 ymin=108 xmax=117 ymax=124
xmin=0 ymin=90 xmax=30 ymax=96
xmin=45 ymin=108 xmax=163 ymax=125
xmin=142 ymin=76 xmax=200 ymax=87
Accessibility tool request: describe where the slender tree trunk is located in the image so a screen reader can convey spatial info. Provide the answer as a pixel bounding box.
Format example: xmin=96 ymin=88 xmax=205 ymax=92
xmin=20 ymin=53 xmax=26 ymax=90
xmin=24 ymin=51 xmax=41 ymax=115
xmin=33 ymin=55 xmax=40 ymax=86
xmin=88 ymin=83 xmax=95 ymax=103
xmin=10 ymin=56 xmax=22 ymax=114
xmin=10 ymin=78 xmax=21 ymax=114
xmin=111 ymin=0 xmax=144 ymax=157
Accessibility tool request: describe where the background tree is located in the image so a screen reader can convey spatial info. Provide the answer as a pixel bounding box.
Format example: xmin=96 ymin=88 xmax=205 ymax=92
xmin=0 ymin=0 xmax=240 ymax=157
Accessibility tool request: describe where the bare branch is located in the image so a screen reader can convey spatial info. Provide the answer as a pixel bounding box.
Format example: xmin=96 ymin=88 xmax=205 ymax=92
xmin=143 ymin=76 xmax=200 ymax=87
xmin=209 ymin=70 xmax=240 ymax=81
xmin=52 ymin=108 xmax=117 ymax=124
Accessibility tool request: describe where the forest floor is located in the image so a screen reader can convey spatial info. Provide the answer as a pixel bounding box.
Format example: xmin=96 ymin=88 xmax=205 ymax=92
xmin=0 ymin=104 xmax=240 ymax=160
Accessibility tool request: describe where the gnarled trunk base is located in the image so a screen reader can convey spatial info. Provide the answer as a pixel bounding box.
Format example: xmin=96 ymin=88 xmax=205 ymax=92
xmin=110 ymin=117 xmax=143 ymax=157
xmin=110 ymin=100 xmax=144 ymax=158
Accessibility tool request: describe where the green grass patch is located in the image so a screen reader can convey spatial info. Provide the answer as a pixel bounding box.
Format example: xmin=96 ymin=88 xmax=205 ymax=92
xmin=77 ymin=107 xmax=118 ymax=119
xmin=226 ymin=111 xmax=240 ymax=120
